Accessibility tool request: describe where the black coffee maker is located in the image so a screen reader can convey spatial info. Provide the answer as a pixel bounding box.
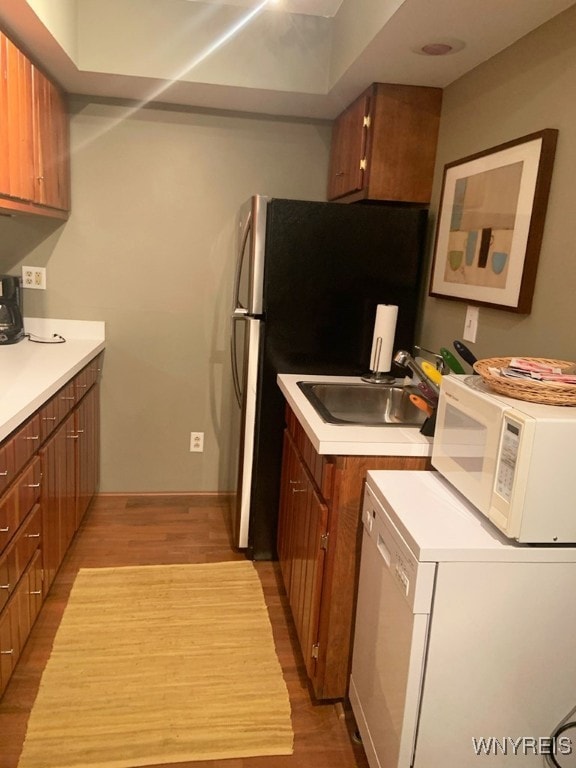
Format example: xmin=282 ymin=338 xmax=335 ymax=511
xmin=0 ymin=275 xmax=25 ymax=344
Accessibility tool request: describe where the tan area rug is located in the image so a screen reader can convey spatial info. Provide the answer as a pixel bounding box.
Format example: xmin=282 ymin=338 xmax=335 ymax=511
xmin=18 ymin=561 xmax=294 ymax=768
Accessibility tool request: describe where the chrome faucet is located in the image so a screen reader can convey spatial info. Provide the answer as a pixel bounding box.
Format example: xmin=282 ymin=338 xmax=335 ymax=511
xmin=413 ymin=345 xmax=448 ymax=373
xmin=393 ymin=349 xmax=440 ymax=397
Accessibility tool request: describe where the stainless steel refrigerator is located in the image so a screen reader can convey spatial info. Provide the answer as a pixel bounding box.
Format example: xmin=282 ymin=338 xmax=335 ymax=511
xmin=230 ymin=195 xmax=428 ymax=560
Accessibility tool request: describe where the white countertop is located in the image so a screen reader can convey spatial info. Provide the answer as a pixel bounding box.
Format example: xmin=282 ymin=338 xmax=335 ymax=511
xmin=277 ymin=373 xmax=433 ymax=457
xmin=0 ymin=318 xmax=105 ymax=442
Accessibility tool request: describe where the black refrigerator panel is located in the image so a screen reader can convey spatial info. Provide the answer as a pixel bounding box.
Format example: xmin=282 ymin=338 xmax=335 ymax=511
xmin=247 ymin=199 xmax=428 ymax=560
xmin=263 ymin=199 xmax=426 ymax=374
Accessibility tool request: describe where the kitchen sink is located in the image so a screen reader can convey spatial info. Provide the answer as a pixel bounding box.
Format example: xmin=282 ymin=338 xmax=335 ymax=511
xmin=297 ymin=381 xmax=428 ymax=427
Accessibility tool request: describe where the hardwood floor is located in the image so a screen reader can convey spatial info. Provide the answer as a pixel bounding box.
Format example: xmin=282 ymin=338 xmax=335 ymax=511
xmin=0 ymin=494 xmax=369 ymax=768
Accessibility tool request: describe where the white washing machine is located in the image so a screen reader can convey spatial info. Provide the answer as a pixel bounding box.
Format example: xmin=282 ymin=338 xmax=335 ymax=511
xmin=350 ymin=470 xmax=576 ymax=768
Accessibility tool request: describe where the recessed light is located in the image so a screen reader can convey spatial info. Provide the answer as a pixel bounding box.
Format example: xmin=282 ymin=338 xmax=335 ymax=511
xmin=413 ymin=38 xmax=465 ymax=56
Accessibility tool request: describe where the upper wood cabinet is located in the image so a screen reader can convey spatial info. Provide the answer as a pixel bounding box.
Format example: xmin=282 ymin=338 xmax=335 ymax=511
xmin=0 ymin=32 xmax=35 ymax=205
xmin=32 ymin=65 xmax=71 ymax=212
xmin=0 ymin=27 xmax=70 ymax=219
xmin=327 ymin=83 xmax=443 ymax=204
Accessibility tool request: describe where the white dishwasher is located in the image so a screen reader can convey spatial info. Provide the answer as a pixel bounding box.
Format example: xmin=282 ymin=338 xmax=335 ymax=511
xmin=350 ymin=470 xmax=576 ymax=768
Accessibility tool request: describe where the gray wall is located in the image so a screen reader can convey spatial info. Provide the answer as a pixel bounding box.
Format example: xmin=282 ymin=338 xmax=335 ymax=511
xmin=418 ymin=5 xmax=576 ymax=362
xmin=0 ymin=100 xmax=331 ymax=492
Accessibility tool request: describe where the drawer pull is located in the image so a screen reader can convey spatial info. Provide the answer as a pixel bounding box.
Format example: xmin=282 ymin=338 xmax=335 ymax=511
xmin=0 ymin=584 xmax=11 ymax=590
xmin=292 ymin=488 xmax=307 ymax=494
xmin=26 ymin=533 xmax=41 ymax=539
xmin=76 ymin=384 xmax=88 ymax=389
xmin=67 ymin=434 xmax=79 ymax=440
xmin=29 ymin=590 xmax=42 ymax=595
xmin=0 ymin=526 xmax=9 ymax=533
xmin=27 ymin=482 xmax=41 ymax=488
xmin=60 ymin=396 xmax=75 ymax=401
xmin=0 ymin=470 xmax=8 ymax=477
xmin=26 ymin=435 xmax=40 ymax=441
xmin=42 ymin=416 xmax=57 ymax=422
xmin=0 ymin=649 xmax=14 ymax=655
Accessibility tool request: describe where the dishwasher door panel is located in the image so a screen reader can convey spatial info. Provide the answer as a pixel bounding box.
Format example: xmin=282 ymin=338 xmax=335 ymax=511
xmin=350 ymin=517 xmax=434 ymax=768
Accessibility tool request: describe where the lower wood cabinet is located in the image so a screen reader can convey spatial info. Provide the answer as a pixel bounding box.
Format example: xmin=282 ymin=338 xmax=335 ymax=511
xmin=278 ymin=404 xmax=431 ymax=700
xmin=0 ymin=354 xmax=102 ymax=697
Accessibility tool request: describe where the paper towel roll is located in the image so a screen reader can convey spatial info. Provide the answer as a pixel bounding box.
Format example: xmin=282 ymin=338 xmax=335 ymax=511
xmin=369 ymin=304 xmax=398 ymax=372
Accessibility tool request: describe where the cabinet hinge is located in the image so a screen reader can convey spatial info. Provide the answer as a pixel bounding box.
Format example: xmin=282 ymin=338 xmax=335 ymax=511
xmin=363 ymin=114 xmax=371 ymax=128
xmin=312 ymin=643 xmax=320 ymax=660
xmin=359 ymin=157 xmax=367 ymax=171
xmin=320 ymin=532 xmax=329 ymax=551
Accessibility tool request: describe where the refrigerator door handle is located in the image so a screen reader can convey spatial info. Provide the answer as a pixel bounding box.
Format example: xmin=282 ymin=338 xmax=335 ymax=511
xmin=232 ymin=207 xmax=253 ymax=312
xmin=230 ymin=315 xmax=244 ymax=408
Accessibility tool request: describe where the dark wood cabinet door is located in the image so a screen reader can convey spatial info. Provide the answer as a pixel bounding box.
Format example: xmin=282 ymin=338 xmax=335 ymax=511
xmin=327 ymin=90 xmax=370 ymax=201
xmin=32 ymin=65 xmax=70 ymax=211
xmin=277 ymin=430 xmax=328 ymax=683
xmin=75 ymin=383 xmax=100 ymax=528
xmin=0 ymin=32 xmax=34 ymax=203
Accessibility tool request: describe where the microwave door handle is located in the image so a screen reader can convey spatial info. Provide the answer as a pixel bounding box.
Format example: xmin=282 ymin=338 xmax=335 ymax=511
xmin=233 ymin=208 xmax=253 ymax=312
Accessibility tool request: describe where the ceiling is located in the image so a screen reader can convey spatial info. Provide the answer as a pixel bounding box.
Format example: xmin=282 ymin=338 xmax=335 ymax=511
xmin=0 ymin=0 xmax=574 ymax=119
xmin=184 ymin=0 xmax=345 ymax=16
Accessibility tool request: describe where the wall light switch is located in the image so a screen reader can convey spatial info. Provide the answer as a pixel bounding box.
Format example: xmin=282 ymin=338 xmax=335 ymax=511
xmin=463 ymin=305 xmax=479 ymax=343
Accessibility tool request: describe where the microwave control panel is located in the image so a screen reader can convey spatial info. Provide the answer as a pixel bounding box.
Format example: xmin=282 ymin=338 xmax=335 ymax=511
xmin=495 ymin=417 xmax=522 ymax=501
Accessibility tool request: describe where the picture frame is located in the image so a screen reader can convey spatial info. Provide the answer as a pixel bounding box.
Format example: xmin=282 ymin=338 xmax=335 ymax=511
xmin=428 ymin=129 xmax=558 ymax=314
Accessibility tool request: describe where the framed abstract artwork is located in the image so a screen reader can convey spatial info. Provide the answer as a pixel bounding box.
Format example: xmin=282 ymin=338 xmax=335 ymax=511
xmin=429 ymin=129 xmax=558 ymax=313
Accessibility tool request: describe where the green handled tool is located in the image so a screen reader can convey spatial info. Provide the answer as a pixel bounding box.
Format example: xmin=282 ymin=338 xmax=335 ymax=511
xmin=440 ymin=347 xmax=466 ymax=374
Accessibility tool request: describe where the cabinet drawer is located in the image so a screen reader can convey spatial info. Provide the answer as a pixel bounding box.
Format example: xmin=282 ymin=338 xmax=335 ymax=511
xmin=0 ymin=485 xmax=18 ymax=553
xmin=15 ymin=504 xmax=42 ymax=577
xmin=285 ymin=405 xmax=334 ymax=501
xmin=13 ymin=415 xmax=41 ymax=476
xmin=16 ymin=548 xmax=43 ymax=646
xmin=0 ymin=545 xmax=17 ymax=612
xmin=0 ymin=592 xmax=20 ymax=696
xmin=0 ymin=440 xmax=15 ymax=495
xmin=18 ymin=456 xmax=42 ymax=521
xmin=39 ymin=393 xmax=62 ymax=442
xmin=57 ymin=380 xmax=77 ymax=422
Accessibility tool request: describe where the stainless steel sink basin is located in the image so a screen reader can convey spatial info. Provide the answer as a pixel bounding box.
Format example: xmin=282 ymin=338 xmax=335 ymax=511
xmin=297 ymin=381 xmax=428 ymax=427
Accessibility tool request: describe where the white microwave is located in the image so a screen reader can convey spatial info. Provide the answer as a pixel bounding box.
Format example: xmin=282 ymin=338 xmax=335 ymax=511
xmin=432 ymin=374 xmax=576 ymax=544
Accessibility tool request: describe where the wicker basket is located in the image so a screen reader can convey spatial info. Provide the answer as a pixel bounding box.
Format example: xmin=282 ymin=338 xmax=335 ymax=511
xmin=473 ymin=357 xmax=576 ymax=406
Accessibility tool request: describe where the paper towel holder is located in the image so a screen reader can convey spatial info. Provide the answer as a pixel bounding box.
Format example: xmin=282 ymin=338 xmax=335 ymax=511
xmin=361 ymin=337 xmax=395 ymax=385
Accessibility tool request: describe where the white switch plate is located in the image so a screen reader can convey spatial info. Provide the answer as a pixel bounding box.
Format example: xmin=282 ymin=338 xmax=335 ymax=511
xmin=463 ymin=305 xmax=479 ymax=343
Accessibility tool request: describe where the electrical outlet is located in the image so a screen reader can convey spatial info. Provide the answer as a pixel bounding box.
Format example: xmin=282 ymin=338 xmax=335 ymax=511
xmin=22 ymin=266 xmax=47 ymax=290
xmin=190 ymin=432 xmax=204 ymax=452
